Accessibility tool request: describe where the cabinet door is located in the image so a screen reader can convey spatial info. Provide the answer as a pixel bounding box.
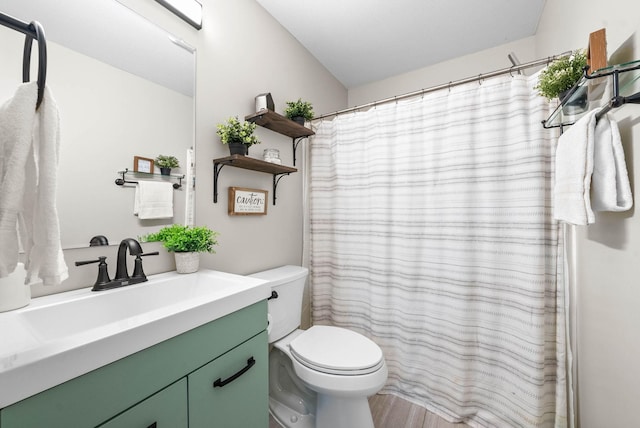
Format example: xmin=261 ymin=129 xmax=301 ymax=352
xmin=98 ymin=378 xmax=188 ymax=428
xmin=189 ymin=331 xmax=268 ymax=428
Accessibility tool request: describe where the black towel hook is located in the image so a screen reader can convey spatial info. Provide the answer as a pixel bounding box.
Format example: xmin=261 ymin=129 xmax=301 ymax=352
xmin=22 ymin=21 xmax=47 ymax=109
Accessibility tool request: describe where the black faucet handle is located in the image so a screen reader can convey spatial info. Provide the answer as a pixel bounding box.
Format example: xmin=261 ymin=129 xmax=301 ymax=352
xmin=131 ymin=252 xmax=159 ymax=280
xmin=75 ymin=256 xmax=111 ymax=288
xmin=75 ymin=257 xmax=103 ymax=266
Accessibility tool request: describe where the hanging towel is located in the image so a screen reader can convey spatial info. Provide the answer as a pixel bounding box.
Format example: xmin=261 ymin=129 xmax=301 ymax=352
xmin=553 ymin=108 xmax=599 ymax=225
xmin=591 ymin=114 xmax=633 ymax=212
xmin=0 ymin=83 xmax=68 ymax=285
xmin=134 ymin=181 xmax=174 ymax=219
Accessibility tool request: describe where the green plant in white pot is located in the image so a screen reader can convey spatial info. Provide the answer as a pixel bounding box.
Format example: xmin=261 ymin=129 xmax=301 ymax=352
xmin=141 ymin=224 xmax=218 ymax=273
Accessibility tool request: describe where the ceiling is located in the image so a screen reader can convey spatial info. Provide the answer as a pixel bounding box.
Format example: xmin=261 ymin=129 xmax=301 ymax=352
xmin=256 ymin=0 xmax=546 ymax=88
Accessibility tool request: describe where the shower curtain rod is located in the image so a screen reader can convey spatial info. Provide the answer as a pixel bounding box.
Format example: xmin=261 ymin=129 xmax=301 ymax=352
xmin=313 ymin=51 xmax=572 ymax=121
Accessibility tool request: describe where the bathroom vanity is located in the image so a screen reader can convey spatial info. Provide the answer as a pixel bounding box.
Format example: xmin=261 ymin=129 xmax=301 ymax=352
xmin=0 ymin=270 xmax=270 ymax=427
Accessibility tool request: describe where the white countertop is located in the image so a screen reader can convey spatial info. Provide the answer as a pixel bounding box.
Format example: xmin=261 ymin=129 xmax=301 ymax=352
xmin=0 ymin=269 xmax=270 ymax=408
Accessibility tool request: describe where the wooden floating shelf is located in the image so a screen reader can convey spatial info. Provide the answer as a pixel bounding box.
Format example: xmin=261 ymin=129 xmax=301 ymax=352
xmin=213 ymin=155 xmax=297 ymax=174
xmin=245 ymin=109 xmax=315 ymax=139
xmin=212 ymin=155 xmax=297 ymax=205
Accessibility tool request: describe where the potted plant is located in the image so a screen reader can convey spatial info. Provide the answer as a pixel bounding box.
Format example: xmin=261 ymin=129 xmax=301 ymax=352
xmin=154 ymin=155 xmax=180 ymax=175
xmin=141 ymin=224 xmax=219 ymax=273
xmin=535 ymin=49 xmax=588 ymax=113
xmin=216 ymin=116 xmax=260 ymax=156
xmin=284 ymin=98 xmax=314 ymax=125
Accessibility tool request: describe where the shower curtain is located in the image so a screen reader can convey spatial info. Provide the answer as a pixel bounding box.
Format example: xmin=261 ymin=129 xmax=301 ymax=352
xmin=308 ymin=74 xmax=569 ymax=427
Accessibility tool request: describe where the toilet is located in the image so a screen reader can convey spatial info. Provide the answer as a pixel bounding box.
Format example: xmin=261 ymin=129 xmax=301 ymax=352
xmin=250 ymin=266 xmax=388 ymax=428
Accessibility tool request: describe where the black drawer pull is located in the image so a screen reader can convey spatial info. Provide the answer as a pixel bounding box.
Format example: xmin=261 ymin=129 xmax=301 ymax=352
xmin=147 ymin=423 xmax=157 ymax=428
xmin=213 ymin=357 xmax=256 ymax=388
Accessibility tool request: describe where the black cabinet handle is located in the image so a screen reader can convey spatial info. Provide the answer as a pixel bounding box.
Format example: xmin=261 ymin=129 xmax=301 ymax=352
xmin=147 ymin=423 xmax=157 ymax=428
xmin=212 ymin=357 xmax=256 ymax=388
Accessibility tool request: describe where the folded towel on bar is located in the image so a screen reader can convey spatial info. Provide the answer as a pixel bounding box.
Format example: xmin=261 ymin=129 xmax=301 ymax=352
xmin=553 ymin=109 xmax=598 ymax=225
xmin=0 ymin=82 xmax=68 ymax=285
xmin=590 ymin=114 xmax=633 ymax=212
xmin=554 ymin=108 xmax=633 ymax=225
xmin=134 ymin=181 xmax=174 ymax=219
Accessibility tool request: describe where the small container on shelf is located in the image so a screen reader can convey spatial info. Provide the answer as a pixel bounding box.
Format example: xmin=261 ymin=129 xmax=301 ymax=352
xmin=263 ymin=148 xmax=281 ymax=165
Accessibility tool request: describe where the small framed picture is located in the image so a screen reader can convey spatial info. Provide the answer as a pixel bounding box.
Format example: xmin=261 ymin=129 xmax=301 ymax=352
xmin=228 ymin=187 xmax=268 ymax=216
xmin=133 ymin=156 xmax=154 ymax=174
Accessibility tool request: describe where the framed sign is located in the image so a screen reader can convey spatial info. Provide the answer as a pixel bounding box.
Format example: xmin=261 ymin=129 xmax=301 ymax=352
xmin=133 ymin=156 xmax=154 ymax=174
xmin=228 ymin=187 xmax=268 ymax=215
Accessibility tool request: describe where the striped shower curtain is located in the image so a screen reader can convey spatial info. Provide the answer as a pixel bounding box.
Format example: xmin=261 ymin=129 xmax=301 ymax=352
xmin=309 ymin=74 xmax=568 ymax=427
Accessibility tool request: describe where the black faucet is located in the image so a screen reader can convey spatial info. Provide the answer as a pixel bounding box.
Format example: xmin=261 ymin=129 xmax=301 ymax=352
xmin=75 ymin=238 xmax=158 ymax=291
xmin=114 ymin=238 xmax=144 ymax=281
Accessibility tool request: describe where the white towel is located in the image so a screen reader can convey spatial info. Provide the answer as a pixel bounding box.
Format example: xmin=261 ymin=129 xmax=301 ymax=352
xmin=553 ymin=109 xmax=598 ymax=225
xmin=0 ymin=83 xmax=68 ymax=285
xmin=591 ymin=114 xmax=633 ymax=212
xmin=134 ymin=181 xmax=174 ymax=219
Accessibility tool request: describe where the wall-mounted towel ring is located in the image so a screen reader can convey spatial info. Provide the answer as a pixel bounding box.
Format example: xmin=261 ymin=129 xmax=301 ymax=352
xmin=0 ymin=13 xmax=48 ymax=110
xmin=23 ymin=21 xmax=47 ymax=109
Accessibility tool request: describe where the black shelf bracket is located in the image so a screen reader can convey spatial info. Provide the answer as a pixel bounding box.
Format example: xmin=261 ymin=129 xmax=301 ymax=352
xmin=273 ymin=173 xmax=291 ymax=205
xmin=292 ymin=136 xmax=308 ymax=166
xmin=213 ymin=162 xmax=225 ymax=203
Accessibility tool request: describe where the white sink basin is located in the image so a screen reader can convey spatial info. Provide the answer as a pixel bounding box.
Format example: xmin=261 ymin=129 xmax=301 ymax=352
xmin=0 ymin=270 xmax=270 ymax=408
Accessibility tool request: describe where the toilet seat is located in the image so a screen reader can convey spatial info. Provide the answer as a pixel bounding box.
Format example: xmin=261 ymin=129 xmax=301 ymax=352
xmin=289 ymin=326 xmax=384 ymax=376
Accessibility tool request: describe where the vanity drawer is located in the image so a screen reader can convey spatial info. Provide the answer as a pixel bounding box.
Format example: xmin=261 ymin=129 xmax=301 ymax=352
xmin=189 ymin=331 xmax=268 ymax=428
xmin=98 ymin=378 xmax=188 ymax=428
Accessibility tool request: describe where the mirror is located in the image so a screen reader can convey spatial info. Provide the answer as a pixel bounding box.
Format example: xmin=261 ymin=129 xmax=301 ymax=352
xmin=0 ymin=0 xmax=195 ymax=249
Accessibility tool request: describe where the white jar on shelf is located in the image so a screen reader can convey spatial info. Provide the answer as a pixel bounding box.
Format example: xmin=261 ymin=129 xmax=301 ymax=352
xmin=263 ymin=148 xmax=281 ymax=164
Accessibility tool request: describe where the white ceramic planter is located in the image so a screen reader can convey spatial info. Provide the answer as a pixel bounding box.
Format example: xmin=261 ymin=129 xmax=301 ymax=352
xmin=174 ymin=252 xmax=200 ymax=274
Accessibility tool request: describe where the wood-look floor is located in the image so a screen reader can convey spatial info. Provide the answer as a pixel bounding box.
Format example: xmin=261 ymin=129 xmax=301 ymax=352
xmin=269 ymin=393 xmax=469 ymax=428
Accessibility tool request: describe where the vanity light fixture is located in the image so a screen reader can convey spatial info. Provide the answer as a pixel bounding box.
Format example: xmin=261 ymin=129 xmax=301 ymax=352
xmin=156 ymin=0 xmax=202 ymax=30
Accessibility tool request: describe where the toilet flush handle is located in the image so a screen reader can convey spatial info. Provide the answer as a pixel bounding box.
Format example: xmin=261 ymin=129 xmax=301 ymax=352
xmin=267 ymin=290 xmax=278 ymax=300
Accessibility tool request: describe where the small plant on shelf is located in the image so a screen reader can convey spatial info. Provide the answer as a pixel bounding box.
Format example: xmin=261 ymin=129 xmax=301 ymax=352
xmin=284 ymin=98 xmax=314 ymax=124
xmin=535 ymin=49 xmax=588 ymax=100
xmin=216 ymin=116 xmax=260 ymax=155
xmin=154 ymin=155 xmax=180 ymax=175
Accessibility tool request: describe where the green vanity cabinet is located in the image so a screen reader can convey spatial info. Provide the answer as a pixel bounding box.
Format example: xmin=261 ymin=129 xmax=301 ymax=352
xmin=0 ymin=301 xmax=268 ymax=428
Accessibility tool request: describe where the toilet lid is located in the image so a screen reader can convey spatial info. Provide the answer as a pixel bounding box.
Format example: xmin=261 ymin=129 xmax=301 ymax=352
xmin=289 ymin=326 xmax=384 ymax=375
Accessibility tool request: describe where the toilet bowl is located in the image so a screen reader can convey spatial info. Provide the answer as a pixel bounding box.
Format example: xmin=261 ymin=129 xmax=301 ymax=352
xmin=250 ymin=266 xmax=388 ymax=428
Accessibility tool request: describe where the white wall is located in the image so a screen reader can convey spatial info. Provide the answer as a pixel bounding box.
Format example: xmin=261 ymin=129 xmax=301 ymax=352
xmin=347 ymin=1 xmax=640 ymax=426
xmin=191 ymin=0 xmax=346 ymax=276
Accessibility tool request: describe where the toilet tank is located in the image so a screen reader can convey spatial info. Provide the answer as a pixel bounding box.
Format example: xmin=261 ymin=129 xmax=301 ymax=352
xmin=250 ymin=265 xmax=308 ymax=343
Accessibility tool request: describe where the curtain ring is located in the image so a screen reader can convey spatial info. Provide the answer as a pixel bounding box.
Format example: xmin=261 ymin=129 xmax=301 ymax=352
xmin=478 ymin=74 xmax=483 ymax=85
xmin=448 ymin=81 xmax=452 ymax=93
xmin=509 ymin=65 xmax=515 ymax=77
